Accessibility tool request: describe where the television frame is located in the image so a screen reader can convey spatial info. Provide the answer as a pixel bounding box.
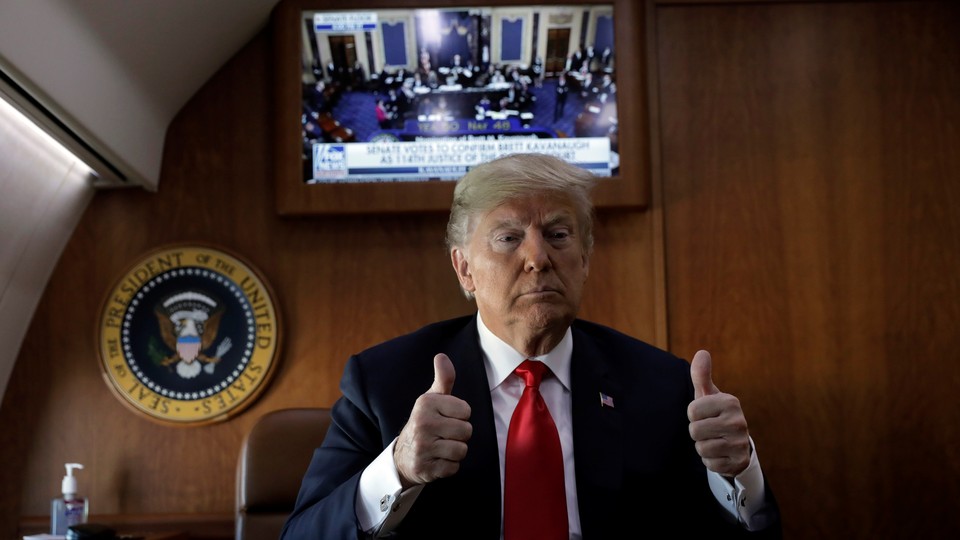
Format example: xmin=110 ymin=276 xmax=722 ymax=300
xmin=272 ymin=0 xmax=648 ymax=214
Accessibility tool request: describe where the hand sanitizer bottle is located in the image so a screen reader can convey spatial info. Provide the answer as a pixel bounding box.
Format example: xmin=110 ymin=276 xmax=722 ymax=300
xmin=51 ymin=463 xmax=89 ymax=535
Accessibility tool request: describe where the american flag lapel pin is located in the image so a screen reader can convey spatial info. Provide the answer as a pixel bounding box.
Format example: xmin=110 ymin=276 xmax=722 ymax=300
xmin=599 ymin=391 xmax=615 ymax=408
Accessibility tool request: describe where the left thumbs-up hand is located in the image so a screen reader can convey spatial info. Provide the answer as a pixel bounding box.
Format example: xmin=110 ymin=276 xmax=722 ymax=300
xmin=687 ymin=350 xmax=752 ymax=477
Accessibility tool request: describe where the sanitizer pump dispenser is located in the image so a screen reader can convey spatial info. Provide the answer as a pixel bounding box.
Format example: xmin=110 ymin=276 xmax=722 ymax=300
xmin=51 ymin=463 xmax=89 ymax=535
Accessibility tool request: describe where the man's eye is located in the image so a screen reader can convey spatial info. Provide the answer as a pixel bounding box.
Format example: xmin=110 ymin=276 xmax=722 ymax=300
xmin=548 ymin=231 xmax=570 ymax=240
xmin=497 ymin=234 xmax=519 ymax=242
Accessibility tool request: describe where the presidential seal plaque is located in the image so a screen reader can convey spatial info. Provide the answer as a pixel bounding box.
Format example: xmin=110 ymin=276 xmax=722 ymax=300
xmin=98 ymin=245 xmax=280 ymax=426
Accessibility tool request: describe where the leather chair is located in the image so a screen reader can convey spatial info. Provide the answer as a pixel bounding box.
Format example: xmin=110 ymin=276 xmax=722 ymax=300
xmin=236 ymin=408 xmax=331 ymax=540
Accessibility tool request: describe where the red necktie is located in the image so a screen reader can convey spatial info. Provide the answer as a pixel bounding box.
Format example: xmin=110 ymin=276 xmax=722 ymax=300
xmin=504 ymin=360 xmax=568 ymax=540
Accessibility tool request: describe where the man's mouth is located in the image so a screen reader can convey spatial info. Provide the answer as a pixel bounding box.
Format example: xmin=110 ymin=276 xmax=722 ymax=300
xmin=521 ymin=287 xmax=561 ymax=297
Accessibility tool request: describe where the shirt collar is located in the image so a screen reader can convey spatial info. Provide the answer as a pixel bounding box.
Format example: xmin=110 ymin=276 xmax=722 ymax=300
xmin=476 ymin=312 xmax=572 ymax=391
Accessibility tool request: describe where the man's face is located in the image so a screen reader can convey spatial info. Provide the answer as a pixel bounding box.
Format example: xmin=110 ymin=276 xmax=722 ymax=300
xmin=451 ymin=194 xmax=590 ymax=341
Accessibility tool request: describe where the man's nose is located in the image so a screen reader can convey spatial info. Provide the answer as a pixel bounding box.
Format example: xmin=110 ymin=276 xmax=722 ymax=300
xmin=522 ymin=235 xmax=551 ymax=272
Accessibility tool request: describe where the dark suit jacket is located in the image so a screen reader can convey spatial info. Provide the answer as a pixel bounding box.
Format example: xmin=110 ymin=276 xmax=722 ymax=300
xmin=281 ymin=315 xmax=780 ymax=539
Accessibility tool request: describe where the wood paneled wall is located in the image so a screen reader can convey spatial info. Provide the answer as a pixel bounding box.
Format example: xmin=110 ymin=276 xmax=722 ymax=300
xmin=3 ymin=1 xmax=959 ymax=539
xmin=0 ymin=25 xmax=661 ymax=539
xmin=654 ymin=0 xmax=960 ymax=537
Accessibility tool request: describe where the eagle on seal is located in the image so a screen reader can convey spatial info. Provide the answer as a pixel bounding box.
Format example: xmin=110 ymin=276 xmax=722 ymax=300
xmin=155 ymin=291 xmax=233 ymax=379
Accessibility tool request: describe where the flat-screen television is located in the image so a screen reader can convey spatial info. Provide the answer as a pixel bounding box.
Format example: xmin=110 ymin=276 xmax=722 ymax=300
xmin=273 ymin=0 xmax=647 ymax=214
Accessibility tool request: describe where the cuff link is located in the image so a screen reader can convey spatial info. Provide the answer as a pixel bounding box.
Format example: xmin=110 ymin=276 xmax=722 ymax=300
xmin=379 ymin=494 xmax=392 ymax=512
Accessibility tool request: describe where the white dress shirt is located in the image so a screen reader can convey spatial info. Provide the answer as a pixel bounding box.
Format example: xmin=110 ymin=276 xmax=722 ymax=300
xmin=356 ymin=314 xmax=769 ymax=537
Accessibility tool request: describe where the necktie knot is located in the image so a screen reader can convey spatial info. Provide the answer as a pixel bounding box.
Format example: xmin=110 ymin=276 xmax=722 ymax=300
xmin=515 ymin=359 xmax=548 ymax=388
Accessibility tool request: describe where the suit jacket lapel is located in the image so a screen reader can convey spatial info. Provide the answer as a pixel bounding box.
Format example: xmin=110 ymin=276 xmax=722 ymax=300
xmin=439 ymin=316 xmax=502 ymax=536
xmin=447 ymin=317 xmax=500 ymax=487
xmin=570 ymin=324 xmax=624 ymax=537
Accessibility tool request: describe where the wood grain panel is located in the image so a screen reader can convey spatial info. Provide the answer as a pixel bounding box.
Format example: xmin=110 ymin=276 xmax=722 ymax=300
xmin=655 ymin=1 xmax=960 ymax=537
xmin=0 ymin=21 xmax=660 ymax=539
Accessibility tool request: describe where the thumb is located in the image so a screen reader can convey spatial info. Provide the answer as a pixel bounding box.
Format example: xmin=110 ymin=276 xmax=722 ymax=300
xmin=428 ymin=353 xmax=456 ymax=395
xmin=691 ymin=349 xmax=720 ymax=399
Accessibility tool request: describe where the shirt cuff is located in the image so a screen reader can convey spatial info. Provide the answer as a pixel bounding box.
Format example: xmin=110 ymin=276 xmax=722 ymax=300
xmin=706 ymin=436 xmax=769 ymax=531
xmin=356 ymin=438 xmax=425 ymax=536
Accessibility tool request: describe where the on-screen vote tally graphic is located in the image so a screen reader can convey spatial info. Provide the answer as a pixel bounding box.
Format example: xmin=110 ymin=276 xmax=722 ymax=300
xmin=98 ymin=246 xmax=280 ymax=425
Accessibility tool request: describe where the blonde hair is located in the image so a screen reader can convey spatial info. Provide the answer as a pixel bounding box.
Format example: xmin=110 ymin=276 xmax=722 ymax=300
xmin=445 ymin=153 xmax=598 ymax=254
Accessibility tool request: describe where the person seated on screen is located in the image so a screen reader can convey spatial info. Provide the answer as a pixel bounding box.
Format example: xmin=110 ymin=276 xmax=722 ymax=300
xmin=450 ymin=54 xmax=465 ymax=74
xmin=496 ymin=96 xmax=519 ymax=117
xmin=412 ymin=72 xmax=426 ymax=89
xmin=566 ymin=47 xmax=587 ymax=73
xmin=507 ymin=66 xmax=531 ymax=88
xmin=442 ymin=75 xmax=462 ymax=90
xmin=373 ymin=67 xmax=391 ymax=93
xmin=576 ymin=90 xmax=618 ymax=140
xmin=394 ymin=67 xmax=410 ymax=87
xmin=515 ymin=81 xmax=536 ymax=113
xmin=399 ymin=80 xmax=416 ymax=104
xmin=601 ymin=47 xmax=614 ymax=72
xmin=417 ymin=97 xmax=435 ymax=120
xmin=280 ymin=152 xmax=782 ymax=540
xmin=434 ymin=96 xmax=453 ymax=121
xmin=375 ymin=99 xmax=390 ymax=129
xmin=383 ymin=89 xmax=405 ymax=125
xmin=450 ymin=55 xmax=475 ymax=86
xmin=475 ymin=64 xmax=494 ymax=87
xmin=585 ymin=43 xmax=599 ymax=73
xmin=418 ymin=48 xmax=433 ymax=76
xmin=426 ymin=69 xmax=440 ymax=89
xmin=580 ymin=72 xmax=598 ymax=100
xmin=475 ymin=94 xmax=492 ymax=120
xmin=303 ymin=80 xmax=327 ymax=113
xmin=300 ymin=112 xmax=322 ymax=143
xmin=597 ymin=73 xmax=616 ymax=102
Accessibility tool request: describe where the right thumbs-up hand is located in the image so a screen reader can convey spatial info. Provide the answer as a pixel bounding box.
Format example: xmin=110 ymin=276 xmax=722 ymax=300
xmin=395 ymin=353 xmax=473 ymax=489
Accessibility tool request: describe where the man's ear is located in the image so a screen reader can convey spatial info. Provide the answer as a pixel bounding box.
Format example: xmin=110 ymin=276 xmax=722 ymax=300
xmin=450 ymin=247 xmax=476 ymax=293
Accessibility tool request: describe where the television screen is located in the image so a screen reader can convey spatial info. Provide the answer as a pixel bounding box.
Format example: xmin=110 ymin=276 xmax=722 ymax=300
xmin=300 ymin=4 xmax=618 ymax=183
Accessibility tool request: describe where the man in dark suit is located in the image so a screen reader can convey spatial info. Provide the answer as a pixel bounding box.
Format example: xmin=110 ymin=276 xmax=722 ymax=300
xmin=554 ymin=73 xmax=569 ymax=122
xmin=282 ymin=153 xmax=781 ymax=539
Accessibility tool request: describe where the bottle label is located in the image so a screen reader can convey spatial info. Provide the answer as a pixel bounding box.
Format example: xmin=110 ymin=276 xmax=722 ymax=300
xmin=63 ymin=500 xmax=87 ymax=527
xmin=64 ymin=500 xmax=86 ymax=525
